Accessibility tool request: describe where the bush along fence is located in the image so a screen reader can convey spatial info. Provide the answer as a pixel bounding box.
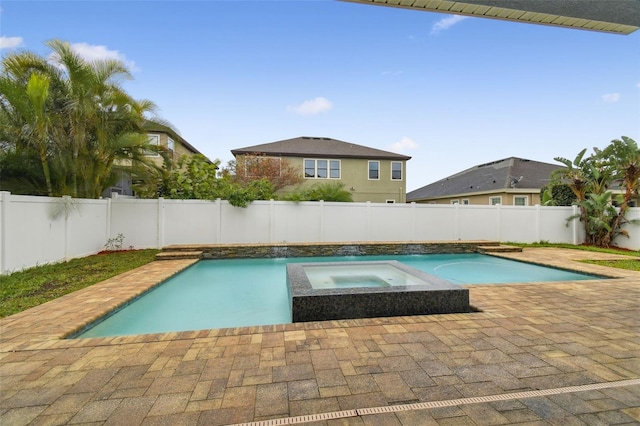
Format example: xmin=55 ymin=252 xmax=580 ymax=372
xmin=2 ymin=191 xmax=638 ymax=274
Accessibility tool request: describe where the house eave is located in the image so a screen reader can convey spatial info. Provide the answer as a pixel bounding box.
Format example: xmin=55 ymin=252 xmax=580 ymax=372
xmin=408 ymin=187 xmax=543 ymax=202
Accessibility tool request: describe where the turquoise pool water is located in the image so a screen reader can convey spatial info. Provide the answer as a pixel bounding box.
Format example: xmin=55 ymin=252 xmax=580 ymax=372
xmin=76 ymin=253 xmax=600 ymax=338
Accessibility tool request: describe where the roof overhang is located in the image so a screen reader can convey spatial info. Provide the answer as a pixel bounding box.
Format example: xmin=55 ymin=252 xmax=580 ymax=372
xmin=341 ymin=0 xmax=640 ymax=35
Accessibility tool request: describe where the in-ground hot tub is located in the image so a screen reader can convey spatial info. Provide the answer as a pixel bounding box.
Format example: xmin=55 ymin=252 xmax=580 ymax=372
xmin=286 ymin=260 xmax=470 ymax=322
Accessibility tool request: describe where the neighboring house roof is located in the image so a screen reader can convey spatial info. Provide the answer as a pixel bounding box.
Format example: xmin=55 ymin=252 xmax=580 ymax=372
xmin=143 ymin=120 xmax=206 ymax=157
xmin=342 ymin=0 xmax=640 ymax=35
xmin=231 ymin=136 xmax=412 ymax=161
xmin=407 ymin=157 xmax=563 ymax=201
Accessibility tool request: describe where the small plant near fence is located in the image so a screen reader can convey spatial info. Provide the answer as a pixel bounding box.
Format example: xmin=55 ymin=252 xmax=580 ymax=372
xmin=104 ymin=233 xmax=125 ymax=251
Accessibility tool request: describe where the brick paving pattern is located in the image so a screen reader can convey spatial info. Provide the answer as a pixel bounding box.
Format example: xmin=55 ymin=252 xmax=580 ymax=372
xmin=0 ymin=248 xmax=638 ymax=425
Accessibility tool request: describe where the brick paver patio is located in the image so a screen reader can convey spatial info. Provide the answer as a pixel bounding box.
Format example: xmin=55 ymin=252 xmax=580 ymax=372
xmin=1 ymin=247 xmax=638 ymax=425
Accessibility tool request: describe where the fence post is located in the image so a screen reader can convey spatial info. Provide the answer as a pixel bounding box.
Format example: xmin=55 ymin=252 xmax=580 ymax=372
xmin=215 ymin=198 xmax=222 ymax=243
xmin=453 ymin=204 xmax=460 ymax=240
xmin=411 ymin=202 xmax=416 ymax=242
xmin=62 ymin=195 xmax=71 ymax=260
xmin=535 ymin=204 xmax=541 ymax=243
xmin=106 ymin=197 xmax=112 ymax=246
xmin=0 ymin=191 xmax=9 ymax=275
xmin=366 ymin=201 xmax=372 ymax=240
xmin=572 ymin=205 xmax=579 ymax=245
xmin=269 ymin=199 xmax=276 ymax=243
xmin=157 ymin=197 xmax=165 ymax=249
xmin=319 ymin=200 xmax=325 ymax=242
xmin=495 ymin=204 xmax=502 ymax=241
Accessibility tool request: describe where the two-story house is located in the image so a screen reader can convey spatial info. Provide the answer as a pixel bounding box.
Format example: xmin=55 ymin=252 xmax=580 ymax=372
xmin=231 ymin=136 xmax=411 ymax=203
xmin=407 ymin=157 xmax=563 ymax=206
xmin=103 ymin=120 xmax=208 ymax=197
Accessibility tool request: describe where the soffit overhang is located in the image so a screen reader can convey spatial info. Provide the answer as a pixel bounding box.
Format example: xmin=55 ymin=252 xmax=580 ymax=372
xmin=341 ymin=0 xmax=640 ymax=35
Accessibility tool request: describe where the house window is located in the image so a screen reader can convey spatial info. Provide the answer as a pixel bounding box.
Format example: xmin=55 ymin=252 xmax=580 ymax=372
xmin=490 ymin=196 xmax=502 ymax=205
xmin=317 ymin=160 xmax=328 ymax=178
xmin=368 ymin=161 xmax=379 ymax=180
xmin=391 ymin=162 xmax=402 ymax=180
xmin=514 ymin=196 xmax=528 ymax=206
xmin=304 ymin=159 xmax=315 ymax=178
xmin=167 ymin=137 xmax=175 ymax=152
xmin=386 ymin=199 xmax=395 ymax=204
xmin=330 ymin=160 xmax=340 ymax=178
xmin=304 ymin=159 xmax=340 ymax=179
xmin=462 ymin=199 xmax=470 ymax=205
xmin=450 ymin=200 xmax=459 ymax=205
xmin=145 ymin=134 xmax=160 ymax=156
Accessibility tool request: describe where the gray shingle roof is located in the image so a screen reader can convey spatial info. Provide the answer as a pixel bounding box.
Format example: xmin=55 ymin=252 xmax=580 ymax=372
xmin=231 ymin=137 xmax=411 ymax=161
xmin=407 ymin=157 xmax=564 ymax=201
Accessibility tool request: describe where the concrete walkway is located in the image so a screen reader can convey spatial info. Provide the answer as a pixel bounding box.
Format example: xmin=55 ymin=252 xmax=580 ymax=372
xmin=1 ymin=248 xmax=639 ymax=425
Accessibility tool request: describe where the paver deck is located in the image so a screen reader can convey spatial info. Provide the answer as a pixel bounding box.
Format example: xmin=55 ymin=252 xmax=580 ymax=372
xmin=1 ymin=248 xmax=639 ymax=425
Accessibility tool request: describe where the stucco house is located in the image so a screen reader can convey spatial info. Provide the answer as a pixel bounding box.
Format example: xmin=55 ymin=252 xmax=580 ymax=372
xmin=142 ymin=121 xmax=207 ymax=166
xmin=103 ymin=121 xmax=208 ymax=197
xmin=407 ymin=157 xmax=563 ymax=206
xmin=231 ymin=136 xmax=411 ymax=203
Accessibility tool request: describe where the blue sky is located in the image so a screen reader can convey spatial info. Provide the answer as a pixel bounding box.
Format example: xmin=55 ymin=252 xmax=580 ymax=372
xmin=1 ymin=1 xmax=639 ymax=191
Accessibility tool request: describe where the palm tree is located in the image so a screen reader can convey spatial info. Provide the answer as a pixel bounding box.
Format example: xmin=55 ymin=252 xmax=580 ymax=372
xmin=285 ymin=182 xmax=353 ymax=202
xmin=0 ymin=68 xmax=57 ymax=195
xmin=551 ymin=149 xmax=597 ymax=243
xmin=597 ymin=136 xmax=640 ymax=245
xmin=1 ymin=39 xmax=163 ymax=198
xmin=552 ymin=137 xmax=639 ymax=247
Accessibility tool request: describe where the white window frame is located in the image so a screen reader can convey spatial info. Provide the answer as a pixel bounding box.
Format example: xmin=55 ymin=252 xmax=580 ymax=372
xmin=304 ymin=158 xmax=340 ymax=179
xmin=450 ymin=199 xmax=459 ymax=205
xmin=329 ymin=160 xmax=341 ymax=179
xmin=489 ymin=196 xmax=502 ymax=205
xmin=391 ymin=161 xmax=403 ymax=181
xmin=167 ymin=137 xmax=175 ymax=152
xmin=317 ymin=159 xmax=328 ymax=178
xmin=462 ymin=199 xmax=470 ymax=205
xmin=514 ymin=196 xmax=528 ymax=206
xmin=145 ymin=134 xmax=160 ymax=157
xmin=368 ymin=161 xmax=380 ymax=180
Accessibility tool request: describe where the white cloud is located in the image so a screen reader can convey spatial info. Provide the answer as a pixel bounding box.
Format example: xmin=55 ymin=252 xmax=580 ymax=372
xmin=389 ymin=137 xmax=419 ymax=152
xmin=431 ymin=15 xmax=469 ymax=35
xmin=0 ymin=36 xmax=24 ymax=50
xmin=287 ymin=97 xmax=333 ymax=116
xmin=50 ymin=42 xmax=139 ymax=72
xmin=602 ymin=93 xmax=621 ymax=103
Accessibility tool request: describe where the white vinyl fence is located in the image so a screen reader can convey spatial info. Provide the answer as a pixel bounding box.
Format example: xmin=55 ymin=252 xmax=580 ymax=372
xmin=1 ymin=191 xmax=638 ymax=274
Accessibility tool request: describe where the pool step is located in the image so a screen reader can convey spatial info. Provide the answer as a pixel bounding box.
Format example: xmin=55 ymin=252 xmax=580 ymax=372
xmin=155 ymin=250 xmax=203 ymax=261
xmin=476 ymin=245 xmax=523 ymax=253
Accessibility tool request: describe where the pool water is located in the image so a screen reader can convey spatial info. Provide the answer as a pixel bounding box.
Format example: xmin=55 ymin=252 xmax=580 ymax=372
xmin=303 ymin=263 xmax=429 ymax=289
xmin=75 ymin=253 xmax=599 ymax=338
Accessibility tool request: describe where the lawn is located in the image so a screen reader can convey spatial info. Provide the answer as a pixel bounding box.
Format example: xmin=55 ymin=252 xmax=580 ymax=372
xmin=0 ymin=244 xmax=638 ymax=319
xmin=0 ymin=249 xmax=159 ymax=318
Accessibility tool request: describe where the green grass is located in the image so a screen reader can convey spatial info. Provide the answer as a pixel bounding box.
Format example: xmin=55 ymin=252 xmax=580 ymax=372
xmin=507 ymin=242 xmax=640 ymax=272
xmin=581 ymin=258 xmax=640 ymax=271
xmin=507 ymin=242 xmax=640 ymax=257
xmin=0 ymin=249 xmax=159 ymax=318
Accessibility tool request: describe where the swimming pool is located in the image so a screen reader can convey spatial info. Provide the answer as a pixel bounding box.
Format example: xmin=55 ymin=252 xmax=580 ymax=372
xmin=75 ymin=253 xmax=601 ymax=338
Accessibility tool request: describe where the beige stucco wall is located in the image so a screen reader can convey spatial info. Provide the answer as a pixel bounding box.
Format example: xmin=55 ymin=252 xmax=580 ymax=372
xmin=148 ymin=132 xmax=198 ymax=165
xmin=277 ymin=156 xmax=408 ymax=203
